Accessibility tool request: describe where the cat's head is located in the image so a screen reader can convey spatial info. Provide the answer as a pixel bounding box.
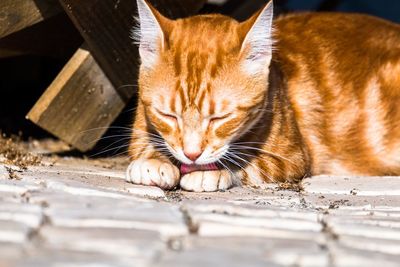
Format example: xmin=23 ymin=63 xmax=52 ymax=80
xmin=134 ymin=0 xmax=274 ymax=165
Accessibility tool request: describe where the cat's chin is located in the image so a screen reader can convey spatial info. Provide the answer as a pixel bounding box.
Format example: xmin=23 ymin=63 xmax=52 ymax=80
xmin=180 ymin=162 xmax=219 ymax=175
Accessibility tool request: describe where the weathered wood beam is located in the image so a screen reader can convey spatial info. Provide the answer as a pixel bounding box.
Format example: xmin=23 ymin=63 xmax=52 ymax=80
xmin=216 ymin=0 xmax=267 ymax=21
xmin=27 ymin=47 xmax=124 ymax=152
xmin=0 ymin=0 xmax=62 ymax=39
xmin=224 ymin=0 xmax=288 ymax=21
xmin=0 ymin=48 xmax=24 ymax=59
xmin=0 ymin=13 xmax=82 ymax=59
xmin=150 ymin=0 xmax=207 ymax=18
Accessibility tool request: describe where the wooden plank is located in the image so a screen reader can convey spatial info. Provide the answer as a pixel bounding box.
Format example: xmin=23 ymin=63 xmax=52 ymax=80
xmin=226 ymin=0 xmax=288 ymax=20
xmin=0 ymin=48 xmax=23 ymax=58
xmin=215 ymin=0 xmax=267 ymax=21
xmin=0 ymin=0 xmax=62 ymax=39
xmin=150 ymin=0 xmax=207 ymax=18
xmin=58 ymin=0 xmax=207 ymax=102
xmin=27 ymin=47 xmax=125 ymax=152
xmin=0 ymin=13 xmax=82 ymax=59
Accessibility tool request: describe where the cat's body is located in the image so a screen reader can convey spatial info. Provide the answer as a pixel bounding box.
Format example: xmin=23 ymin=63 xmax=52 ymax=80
xmin=126 ymin=0 xmax=400 ymax=192
xmin=274 ymin=12 xmax=400 ymax=178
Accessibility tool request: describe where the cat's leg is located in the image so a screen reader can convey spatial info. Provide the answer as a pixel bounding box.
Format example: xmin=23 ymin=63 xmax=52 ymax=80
xmin=242 ymin=164 xmax=268 ymax=185
xmin=126 ymin=158 xmax=180 ymax=190
xmin=126 ymin=102 xmax=181 ymax=190
xmin=180 ymin=169 xmax=236 ymax=192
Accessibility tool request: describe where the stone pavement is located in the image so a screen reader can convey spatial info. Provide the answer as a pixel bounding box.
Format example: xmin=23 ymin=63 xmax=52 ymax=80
xmin=0 ymin=155 xmax=399 ymax=267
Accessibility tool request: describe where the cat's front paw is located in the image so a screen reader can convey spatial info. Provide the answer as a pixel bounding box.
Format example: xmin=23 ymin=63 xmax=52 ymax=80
xmin=180 ymin=170 xmax=233 ymax=192
xmin=126 ymin=159 xmax=180 ymax=190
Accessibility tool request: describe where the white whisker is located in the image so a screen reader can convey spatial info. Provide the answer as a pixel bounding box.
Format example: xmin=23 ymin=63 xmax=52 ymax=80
xmin=227 ymin=151 xmax=273 ymax=181
xmin=230 ymin=145 xmax=293 ymax=164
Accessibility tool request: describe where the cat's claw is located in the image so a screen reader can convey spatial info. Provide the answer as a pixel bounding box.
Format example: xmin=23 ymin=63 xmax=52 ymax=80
xmin=180 ymin=170 xmax=233 ymax=192
xmin=126 ymin=159 xmax=180 ymax=190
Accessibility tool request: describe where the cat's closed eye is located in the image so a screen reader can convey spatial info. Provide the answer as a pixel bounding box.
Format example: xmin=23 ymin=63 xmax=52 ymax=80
xmin=209 ymin=113 xmax=232 ymax=123
xmin=155 ymin=109 xmax=178 ymax=121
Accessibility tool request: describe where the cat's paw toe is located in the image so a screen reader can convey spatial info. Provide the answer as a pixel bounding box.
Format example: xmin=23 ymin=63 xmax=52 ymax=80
xmin=180 ymin=170 xmax=233 ymax=192
xmin=126 ymin=159 xmax=180 ymax=190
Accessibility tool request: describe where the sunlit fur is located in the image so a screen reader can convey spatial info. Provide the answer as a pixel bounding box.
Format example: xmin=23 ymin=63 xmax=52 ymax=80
xmin=129 ymin=0 xmax=400 ymax=186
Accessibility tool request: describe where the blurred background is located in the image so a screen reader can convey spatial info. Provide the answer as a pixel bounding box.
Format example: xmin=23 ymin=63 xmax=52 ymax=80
xmin=285 ymin=0 xmax=400 ymax=22
xmin=0 ymin=0 xmax=399 ymax=155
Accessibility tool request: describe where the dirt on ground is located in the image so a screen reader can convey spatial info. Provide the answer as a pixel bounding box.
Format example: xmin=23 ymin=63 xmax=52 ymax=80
xmin=277 ymin=181 xmax=301 ymax=192
xmin=0 ymin=133 xmax=42 ymax=169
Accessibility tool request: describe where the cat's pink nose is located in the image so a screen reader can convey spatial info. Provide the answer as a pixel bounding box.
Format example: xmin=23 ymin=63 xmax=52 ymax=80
xmin=184 ymin=150 xmax=202 ymax=162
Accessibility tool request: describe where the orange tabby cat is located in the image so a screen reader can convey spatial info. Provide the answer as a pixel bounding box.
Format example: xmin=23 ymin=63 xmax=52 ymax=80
xmin=126 ymin=0 xmax=400 ymax=192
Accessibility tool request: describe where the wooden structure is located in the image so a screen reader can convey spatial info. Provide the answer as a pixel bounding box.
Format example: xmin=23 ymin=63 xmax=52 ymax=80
xmin=26 ymin=47 xmax=122 ymax=151
xmin=1 ymin=0 xmax=266 ymax=151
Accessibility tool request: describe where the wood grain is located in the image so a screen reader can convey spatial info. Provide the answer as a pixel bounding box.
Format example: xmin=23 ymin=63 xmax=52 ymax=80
xmin=214 ymin=0 xmax=267 ymax=21
xmin=0 ymin=13 xmax=82 ymax=58
xmin=0 ymin=0 xmax=62 ymax=39
xmin=27 ymin=47 xmax=125 ymax=151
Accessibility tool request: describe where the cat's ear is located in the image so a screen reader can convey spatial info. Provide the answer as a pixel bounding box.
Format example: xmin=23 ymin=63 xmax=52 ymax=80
xmin=134 ymin=0 xmax=171 ymax=68
xmin=239 ymin=1 xmax=274 ymax=75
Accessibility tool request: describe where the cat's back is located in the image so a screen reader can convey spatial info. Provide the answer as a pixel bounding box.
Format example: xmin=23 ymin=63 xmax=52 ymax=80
xmin=275 ymin=12 xmax=400 ymax=47
xmin=274 ymin=12 xmax=400 ymax=76
xmin=273 ymin=12 xmax=400 ymax=176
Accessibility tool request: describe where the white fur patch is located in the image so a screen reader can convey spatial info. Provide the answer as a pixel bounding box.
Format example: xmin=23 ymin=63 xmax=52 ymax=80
xmin=180 ymin=170 xmax=233 ymax=192
xmin=183 ymin=132 xmax=202 ymax=159
xmin=130 ymin=16 xmax=141 ymax=46
xmin=326 ymin=160 xmax=354 ymax=176
xmin=164 ymin=143 xmax=193 ymax=165
xmin=126 ymin=159 xmax=180 ymax=189
xmin=364 ymin=78 xmax=387 ymax=156
xmin=196 ymin=145 xmax=229 ymax=165
xmin=244 ymin=165 xmax=264 ymax=185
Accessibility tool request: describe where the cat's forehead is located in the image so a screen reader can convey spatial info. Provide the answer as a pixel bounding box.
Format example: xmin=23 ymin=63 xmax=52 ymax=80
xmin=160 ymin=15 xmax=243 ymax=87
xmin=168 ymin=15 xmax=242 ymax=53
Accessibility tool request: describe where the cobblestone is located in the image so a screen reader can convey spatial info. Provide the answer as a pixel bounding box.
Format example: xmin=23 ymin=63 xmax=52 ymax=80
xmin=0 ymin=202 xmax=43 ymax=228
xmin=0 ymin=242 xmax=24 ymax=264
xmin=0 ymin=179 xmax=39 ymax=195
xmin=0 ymin=157 xmax=399 ymax=266
xmin=45 ymin=202 xmax=188 ymax=237
xmin=156 ymin=236 xmax=329 ymax=267
xmin=39 ymin=226 xmax=164 ymax=258
xmin=15 ymin=250 xmax=148 ymax=267
xmin=0 ymin=220 xmax=32 ymax=243
xmin=330 ymin=245 xmax=400 ymax=267
xmin=302 ymin=175 xmax=400 ymax=196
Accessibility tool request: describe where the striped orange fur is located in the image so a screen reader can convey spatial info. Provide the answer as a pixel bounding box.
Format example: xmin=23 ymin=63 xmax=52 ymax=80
xmin=127 ymin=0 xmax=400 ymax=191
